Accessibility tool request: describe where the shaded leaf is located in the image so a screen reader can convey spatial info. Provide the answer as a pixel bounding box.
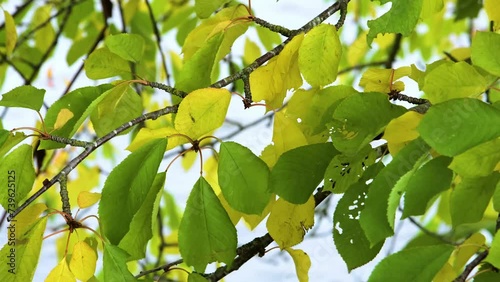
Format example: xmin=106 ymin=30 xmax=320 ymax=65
xmin=4 ymin=10 xmax=17 ymax=56
xmin=472 ymin=31 xmax=500 ymax=77
xmin=194 ymin=0 xmax=231 ymax=19
xmin=103 ymin=245 xmax=136 ymax=282
xmin=84 ymin=47 xmax=130 ymax=79
xmin=449 ymin=137 xmax=500 ymax=177
xmin=105 ymin=33 xmax=145 ymax=62
xmin=0 ymin=85 xmax=45 ymax=111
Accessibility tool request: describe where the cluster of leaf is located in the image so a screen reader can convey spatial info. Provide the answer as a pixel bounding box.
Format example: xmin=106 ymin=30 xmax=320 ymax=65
xmin=1 ymin=0 xmax=500 ymax=281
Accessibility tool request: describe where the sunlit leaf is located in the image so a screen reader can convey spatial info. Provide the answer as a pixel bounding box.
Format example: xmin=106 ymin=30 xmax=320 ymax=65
xmin=127 ymin=127 xmax=184 ymax=151
xmin=472 ymin=32 xmax=500 ymax=77
xmin=53 ymin=109 xmax=74 ymax=130
xmin=272 ymin=112 xmax=308 ymax=160
xmin=449 ymin=137 xmax=500 ymax=177
xmin=0 ymin=129 xmax=27 ymax=158
xmin=359 ymin=67 xmax=411 ymax=93
xmin=298 ymin=24 xmax=342 ymax=87
xmin=452 ymin=233 xmax=485 ymax=272
xmin=267 ymin=196 xmax=315 ymax=249
xmin=175 ymin=88 xmax=231 ymax=140
xmin=0 ymin=85 xmax=45 ymax=111
xmin=284 ymin=248 xmax=311 ymax=282
xmin=69 ymin=241 xmax=97 ymax=281
xmin=45 ymin=258 xmax=76 ymax=282
xmin=77 ymin=191 xmax=101 ymax=209
xmin=4 ymin=10 xmax=17 ymax=56
xmin=179 ymin=177 xmax=237 ymax=271
xmin=383 ymin=111 xmax=423 ymax=155
xmin=194 ymin=0 xmax=231 ymax=18
xmin=422 ymin=61 xmax=488 ymax=104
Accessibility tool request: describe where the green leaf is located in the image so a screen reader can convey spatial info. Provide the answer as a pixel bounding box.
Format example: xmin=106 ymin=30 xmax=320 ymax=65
xmin=0 ymin=217 xmax=47 ymax=282
xmin=39 ymin=84 xmax=113 ymax=150
xmin=402 ymin=156 xmax=453 ymax=218
xmin=270 ymin=143 xmax=338 ymax=204
xmin=486 ymin=232 xmax=500 ymax=269
xmin=103 ymin=245 xmax=136 ymax=282
xmin=98 ymin=138 xmax=167 ymax=245
xmin=422 ymin=62 xmax=488 ymax=104
xmin=194 ymin=0 xmax=231 ymax=19
xmin=324 ymin=145 xmax=377 ymax=193
xmin=329 ymin=92 xmax=406 ymax=155
xmin=359 ymin=138 xmax=430 ymax=246
xmin=418 ymin=98 xmax=500 ymax=156
xmin=366 ymin=0 xmax=424 ymax=46
xmin=256 ymin=25 xmax=282 ymax=50
xmin=4 ymin=10 xmax=17 ymax=56
xmin=472 ymin=31 xmax=500 ymax=77
xmin=0 ymin=85 xmax=45 ymax=111
xmin=189 ymin=273 xmax=209 ymax=282
xmin=0 ymin=130 xmax=27 ymax=158
xmin=105 ymin=33 xmax=145 ymax=62
xmin=118 ymin=172 xmax=166 ymax=260
xmin=298 ymin=24 xmax=342 ymax=87
xmin=450 ymin=137 xmax=500 ymax=178
xmin=84 ymin=47 xmax=131 ymax=79
xmin=454 ymin=0 xmax=482 ymax=20
xmin=368 ymin=245 xmax=454 ymax=282
xmin=90 ymin=82 xmax=143 ymax=137
xmin=450 ymin=173 xmax=500 ymax=228
xmin=334 ymin=181 xmax=383 ymax=271
xmin=176 ymin=32 xmax=224 ymax=92
xmin=179 ymin=176 xmax=237 ymax=272
xmin=0 ymin=144 xmax=35 ymax=210
xmin=174 ymin=88 xmax=231 ymax=140
xmin=218 ymin=142 xmax=271 ymax=215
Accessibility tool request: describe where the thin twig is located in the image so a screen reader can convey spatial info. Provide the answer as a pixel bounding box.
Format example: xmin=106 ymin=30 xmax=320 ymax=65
xmin=385 ymin=33 xmax=402 ymax=69
xmin=145 ymin=0 xmax=171 ymax=85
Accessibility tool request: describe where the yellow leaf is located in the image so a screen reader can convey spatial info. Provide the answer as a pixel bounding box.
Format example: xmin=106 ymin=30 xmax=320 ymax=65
xmin=77 ymin=191 xmax=101 ymax=209
xmin=68 ymin=165 xmax=100 ymax=208
xmin=243 ymin=38 xmax=261 ymax=65
xmin=181 ymin=150 xmax=198 ymax=171
xmin=433 ymin=262 xmax=456 ymax=282
xmin=242 ymin=195 xmax=275 ymax=230
xmin=485 ymin=0 xmax=500 ymax=31
xmin=273 ymin=112 xmax=308 ymax=159
xmin=127 ymin=127 xmax=184 ymax=151
xmin=299 ymin=24 xmax=341 ymax=87
xmin=4 ymin=10 xmax=17 ymax=56
xmin=175 ymin=88 xmax=231 ymax=140
xmin=250 ymin=34 xmax=304 ymax=110
xmin=452 ymin=233 xmax=485 ymax=272
xmin=45 ymin=258 xmax=76 ymax=282
xmin=69 ymin=241 xmax=97 ymax=281
xmin=373 ymin=33 xmax=395 ymax=49
xmin=359 ymin=66 xmax=411 ymax=93
xmin=421 ymin=0 xmax=444 ymax=18
xmin=266 ymin=196 xmax=315 ymax=248
xmin=260 ymin=144 xmax=278 ymax=168
xmin=16 ymin=203 xmax=47 ymax=235
xmin=53 ymin=109 xmax=74 ymax=130
xmin=347 ymin=32 xmax=368 ymax=66
xmin=449 ymin=47 xmax=471 ymax=62
xmin=284 ymin=248 xmax=311 ymax=282
xmin=383 ymin=111 xmax=423 ymax=155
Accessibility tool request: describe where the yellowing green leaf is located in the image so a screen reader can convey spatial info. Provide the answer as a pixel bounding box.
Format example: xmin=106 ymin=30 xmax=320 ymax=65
xmin=243 ymin=38 xmax=261 ymax=65
xmin=77 ymin=191 xmax=101 ymax=209
xmin=367 ymin=0 xmax=424 ymax=46
xmin=250 ymin=34 xmax=304 ymax=110
xmin=452 ymin=233 xmax=485 ymax=272
xmin=45 ymin=258 xmax=76 ymax=282
xmin=53 ymin=109 xmax=74 ymax=130
xmin=127 ymin=127 xmax=184 ymax=151
xmin=298 ymin=24 xmax=342 ymax=87
xmin=272 ymin=112 xmax=308 ymax=159
xmin=450 ymin=138 xmax=500 ymax=178
xmin=69 ymin=241 xmax=97 ymax=281
xmin=422 ymin=61 xmax=488 ymax=104
xmin=383 ymin=111 xmax=423 ymax=155
xmin=4 ymin=10 xmax=17 ymax=56
xmin=105 ymin=33 xmax=145 ymax=62
xmin=266 ymin=196 xmax=315 ymax=249
xmin=284 ymin=248 xmax=311 ymax=282
xmin=472 ymin=32 xmax=500 ymax=77
xmin=90 ymin=82 xmax=143 ymax=137
xmin=421 ymin=0 xmax=444 ymax=18
xmin=175 ymin=88 xmax=230 ymax=140
xmin=194 ymin=0 xmax=232 ymax=19
xmin=84 ymin=48 xmax=130 ymax=79
xmin=359 ymin=67 xmax=411 ymax=93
